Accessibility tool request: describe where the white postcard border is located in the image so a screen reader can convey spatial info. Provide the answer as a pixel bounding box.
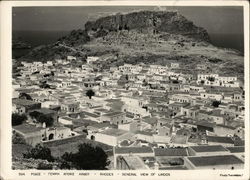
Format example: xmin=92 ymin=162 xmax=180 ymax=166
xmin=1 ymin=1 xmax=249 ymax=180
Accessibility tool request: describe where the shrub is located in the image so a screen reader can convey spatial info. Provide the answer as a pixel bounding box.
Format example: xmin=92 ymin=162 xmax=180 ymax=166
xmin=29 ymin=111 xmax=41 ymax=119
xmin=19 ymin=92 xmax=32 ymax=100
xmin=207 ymin=77 xmax=215 ymax=82
xmin=37 ymin=162 xmax=53 ymax=170
xmin=61 ymin=143 xmax=110 ymax=170
xmin=12 ymin=131 xmax=26 ymax=144
xmin=12 ymin=113 xmax=27 ymax=126
xmin=29 ymin=111 xmax=54 ymax=127
xmin=23 ymin=144 xmax=54 ymax=162
xmin=172 ymin=80 xmax=179 ymax=84
xmin=36 ymin=114 xmax=54 ymax=127
xmin=212 ymin=101 xmax=221 ymax=108
xmin=59 ymin=161 xmax=71 ymax=170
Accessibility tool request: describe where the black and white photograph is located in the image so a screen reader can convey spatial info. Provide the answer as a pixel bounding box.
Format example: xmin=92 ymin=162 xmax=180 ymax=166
xmin=1 ymin=1 xmax=249 ymax=179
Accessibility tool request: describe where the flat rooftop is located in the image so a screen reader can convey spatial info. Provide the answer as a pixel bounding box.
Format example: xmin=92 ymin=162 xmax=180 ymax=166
xmin=122 ymin=156 xmax=148 ymax=170
xmin=115 ymin=147 xmax=153 ymax=154
xmin=30 ymin=108 xmax=56 ymax=115
xmin=81 ymin=111 xmax=100 ymax=118
xmin=187 ymin=155 xmax=244 ymax=167
xmin=196 ymin=120 xmax=215 ymax=128
xmin=12 ymin=98 xmax=40 ymax=106
xmin=171 ymin=135 xmax=188 ymax=144
xmin=88 ymin=122 xmax=115 ymax=129
xmin=13 ymin=123 xmax=43 ymax=134
xmin=189 ymin=145 xmax=229 ymax=153
xmin=100 ymin=128 xmax=127 ymax=137
xmin=102 ymin=111 xmax=124 ymax=117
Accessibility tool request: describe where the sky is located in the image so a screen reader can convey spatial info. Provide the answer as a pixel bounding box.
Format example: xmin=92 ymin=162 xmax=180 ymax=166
xmin=13 ymin=6 xmax=244 ymax=35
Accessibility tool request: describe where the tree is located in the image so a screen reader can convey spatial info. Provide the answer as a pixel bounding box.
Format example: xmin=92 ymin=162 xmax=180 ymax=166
xmin=172 ymin=80 xmax=179 ymax=84
xmin=125 ymin=74 xmax=129 ymax=81
xmin=124 ymin=24 xmax=129 ymax=31
xmin=207 ymin=77 xmax=215 ymax=82
xmin=61 ymin=143 xmax=110 ymax=170
xmin=86 ymin=89 xmax=95 ymax=99
xmin=29 ymin=111 xmax=41 ymax=119
xmin=19 ymin=93 xmax=32 ymax=100
xmin=37 ymin=114 xmax=54 ymax=127
xmin=117 ymin=75 xmax=129 ymax=87
xmin=118 ymin=25 xmax=123 ymax=30
xmin=29 ymin=111 xmax=54 ymax=127
xmin=23 ymin=144 xmax=54 ymax=162
xmin=212 ymin=100 xmax=221 ymax=108
xmin=12 ymin=113 xmax=27 ymax=126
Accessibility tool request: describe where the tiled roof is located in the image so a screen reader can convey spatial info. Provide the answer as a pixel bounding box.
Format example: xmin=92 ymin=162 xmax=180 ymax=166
xmin=215 ymin=124 xmax=236 ymax=130
xmin=187 ymin=155 xmax=244 ymax=167
xmin=226 ymin=146 xmax=245 ymax=153
xmin=207 ymin=136 xmax=234 ymax=144
xmin=154 ymin=148 xmax=188 ymax=156
xmin=189 ymin=145 xmax=228 ymax=152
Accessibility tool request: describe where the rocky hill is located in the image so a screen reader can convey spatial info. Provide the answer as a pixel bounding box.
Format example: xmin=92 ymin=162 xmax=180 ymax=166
xmin=85 ymin=11 xmax=210 ymax=42
xmin=17 ymin=10 xmax=244 ymax=79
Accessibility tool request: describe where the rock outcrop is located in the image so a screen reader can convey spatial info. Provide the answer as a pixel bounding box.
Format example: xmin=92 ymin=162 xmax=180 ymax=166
xmin=85 ymin=11 xmax=210 ymax=42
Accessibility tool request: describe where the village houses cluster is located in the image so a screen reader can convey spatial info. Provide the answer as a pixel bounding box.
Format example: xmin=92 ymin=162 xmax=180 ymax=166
xmin=12 ymin=55 xmax=245 ymax=170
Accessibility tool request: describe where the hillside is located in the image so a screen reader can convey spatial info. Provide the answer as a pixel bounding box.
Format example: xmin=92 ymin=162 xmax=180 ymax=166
xmin=17 ymin=10 xmax=244 ymax=79
xmin=85 ymin=11 xmax=210 ymax=42
xmin=12 ymin=38 xmax=31 ymax=49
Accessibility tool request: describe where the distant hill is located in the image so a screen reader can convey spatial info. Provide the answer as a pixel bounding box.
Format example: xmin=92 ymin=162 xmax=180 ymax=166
xmin=18 ymin=10 xmax=244 ymax=79
xmin=12 ymin=37 xmax=31 ymax=49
